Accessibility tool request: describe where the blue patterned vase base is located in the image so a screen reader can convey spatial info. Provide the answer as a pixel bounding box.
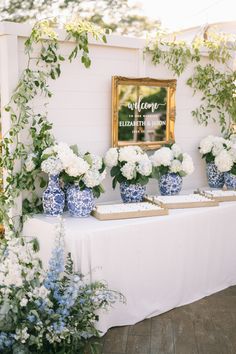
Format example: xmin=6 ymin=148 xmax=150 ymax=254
xmin=224 ymin=172 xmax=236 ymax=190
xmin=159 ymin=173 xmax=182 ymax=196
xmin=43 ymin=175 xmax=65 ymax=216
xmin=120 ymin=182 xmax=146 ymax=203
xmin=206 ymin=163 xmax=224 ymax=188
xmin=67 ymin=186 xmax=95 ymax=217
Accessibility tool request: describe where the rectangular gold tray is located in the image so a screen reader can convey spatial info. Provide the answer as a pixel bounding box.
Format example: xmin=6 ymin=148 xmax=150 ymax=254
xmin=92 ymin=202 xmax=168 ymax=221
xmin=197 ymin=190 xmax=236 ymax=202
xmin=145 ymin=195 xmax=219 ymax=209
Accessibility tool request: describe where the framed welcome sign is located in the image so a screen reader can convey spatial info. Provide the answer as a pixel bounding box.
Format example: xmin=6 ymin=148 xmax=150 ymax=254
xmin=112 ymin=76 xmax=176 ymax=149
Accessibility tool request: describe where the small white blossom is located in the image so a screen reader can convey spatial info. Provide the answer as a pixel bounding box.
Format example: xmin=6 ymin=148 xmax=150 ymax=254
xmin=171 ymin=144 xmax=182 ymax=158
xmin=104 ymin=148 xmax=119 ymax=167
xmin=41 ymin=157 xmax=63 ymax=175
xmin=137 ymin=159 xmax=152 ymax=176
xmin=215 ymin=150 xmax=234 ymax=172
xmin=25 ymin=153 xmax=37 ymax=172
xmin=150 ymin=147 xmax=173 ymax=167
xmin=14 ymin=327 xmax=30 ymax=344
xmin=20 ymin=298 xmax=28 ymax=307
xmin=199 ymin=135 xmax=215 ymax=154
xmin=119 ymin=146 xmax=140 ymax=163
xmin=120 ymin=162 xmax=136 ymax=180
xmin=181 ymin=153 xmax=194 ymax=175
xmin=170 ymin=159 xmax=182 ymax=173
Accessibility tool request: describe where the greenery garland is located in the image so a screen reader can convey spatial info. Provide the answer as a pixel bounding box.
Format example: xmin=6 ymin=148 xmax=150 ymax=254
xmin=146 ymin=30 xmax=236 ymax=133
xmin=0 ymin=19 xmax=108 ymax=233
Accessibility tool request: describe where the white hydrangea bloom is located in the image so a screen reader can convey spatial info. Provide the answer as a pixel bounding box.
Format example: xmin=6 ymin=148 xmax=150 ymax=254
xmin=54 ymin=142 xmax=76 ymax=169
xmin=25 ymin=153 xmax=36 ymax=172
xmin=137 ymin=159 xmax=152 ymax=176
xmin=83 ymin=168 xmax=106 ymax=188
xmin=104 ymin=148 xmax=119 ymax=167
xmin=120 ymin=162 xmax=136 ymax=180
xmin=181 ymin=153 xmax=194 ymax=175
xmin=170 ymin=159 xmax=182 ymax=173
xmin=212 ymin=137 xmax=226 ymax=156
xmin=119 ymin=146 xmax=140 ymax=163
xmin=41 ymin=157 xmax=63 ymax=175
xmin=20 ymin=298 xmax=28 ymax=307
xmin=215 ymin=150 xmax=234 ymax=172
xmin=90 ymin=154 xmax=103 ymax=170
xmin=171 ymin=144 xmax=182 ymax=158
xmin=65 ymin=156 xmax=89 ymax=177
xmin=199 ymin=135 xmax=215 ymax=154
xmin=150 ymin=147 xmax=173 ymax=167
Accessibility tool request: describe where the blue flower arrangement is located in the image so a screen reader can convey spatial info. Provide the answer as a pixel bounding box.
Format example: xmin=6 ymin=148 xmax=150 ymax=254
xmin=0 ymin=219 xmax=123 ymax=353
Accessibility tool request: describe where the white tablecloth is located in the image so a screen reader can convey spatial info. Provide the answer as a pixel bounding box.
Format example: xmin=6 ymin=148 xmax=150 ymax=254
xmin=23 ymin=201 xmax=236 ymax=334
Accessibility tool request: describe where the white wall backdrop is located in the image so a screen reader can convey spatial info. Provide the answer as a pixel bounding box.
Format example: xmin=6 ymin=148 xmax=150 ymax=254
xmin=1 ymin=22 xmax=225 ymax=203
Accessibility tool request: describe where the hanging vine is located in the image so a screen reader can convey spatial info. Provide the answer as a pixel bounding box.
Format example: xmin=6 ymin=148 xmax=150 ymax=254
xmin=0 ymin=19 xmax=108 ymax=233
xmin=146 ymin=29 xmax=236 ymax=133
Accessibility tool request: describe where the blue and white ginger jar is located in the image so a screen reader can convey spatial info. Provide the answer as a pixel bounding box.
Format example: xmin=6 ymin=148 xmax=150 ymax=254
xmin=206 ymin=163 xmax=224 ymax=188
xmin=159 ymin=173 xmax=182 ymax=196
xmin=42 ymin=174 xmax=65 ymax=216
xmin=120 ymin=182 xmax=146 ymax=203
xmin=224 ymin=172 xmax=236 ymax=190
xmin=66 ymin=185 xmax=95 ymax=217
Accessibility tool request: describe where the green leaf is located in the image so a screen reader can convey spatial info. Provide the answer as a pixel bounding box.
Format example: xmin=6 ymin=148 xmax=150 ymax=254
xmin=110 ymin=166 xmax=120 ymax=177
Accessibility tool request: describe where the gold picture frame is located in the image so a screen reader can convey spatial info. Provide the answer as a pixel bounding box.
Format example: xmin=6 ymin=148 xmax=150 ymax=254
xmin=112 ymin=76 xmax=176 ymax=150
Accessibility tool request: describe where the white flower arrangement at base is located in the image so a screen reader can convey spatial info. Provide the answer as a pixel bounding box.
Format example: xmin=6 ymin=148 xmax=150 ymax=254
xmin=199 ymin=135 xmax=231 ymax=164
xmin=0 ymin=219 xmax=123 ymax=353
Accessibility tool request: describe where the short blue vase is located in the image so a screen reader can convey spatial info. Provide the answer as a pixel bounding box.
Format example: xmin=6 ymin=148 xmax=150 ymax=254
xmin=66 ymin=185 xmax=95 ymax=217
xmin=159 ymin=173 xmax=182 ymax=196
xmin=224 ymin=172 xmax=236 ymax=190
xmin=42 ymin=175 xmax=65 ymax=216
xmin=206 ymin=163 xmax=224 ymax=188
xmin=120 ymin=182 xmax=146 ymax=203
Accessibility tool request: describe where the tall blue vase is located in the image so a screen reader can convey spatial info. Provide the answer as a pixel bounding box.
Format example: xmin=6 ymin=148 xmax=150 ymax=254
xmin=206 ymin=163 xmax=224 ymax=188
xmin=66 ymin=185 xmax=95 ymax=217
xmin=120 ymin=182 xmax=146 ymax=203
xmin=42 ymin=175 xmax=65 ymax=216
xmin=159 ymin=173 xmax=182 ymax=196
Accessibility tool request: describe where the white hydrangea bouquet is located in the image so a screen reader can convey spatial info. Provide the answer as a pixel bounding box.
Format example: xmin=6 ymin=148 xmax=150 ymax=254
xmin=199 ymin=135 xmax=231 ymax=164
xmin=40 ymin=142 xmax=106 ymax=198
xmin=214 ymin=138 xmax=236 ymax=174
xmin=104 ymin=146 xmax=152 ymax=188
xmin=0 ymin=219 xmax=123 ymax=353
xmin=150 ymin=144 xmax=194 ymax=178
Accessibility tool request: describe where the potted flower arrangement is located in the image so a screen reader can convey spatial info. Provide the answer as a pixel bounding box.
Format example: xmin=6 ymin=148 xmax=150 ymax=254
xmin=39 ymin=143 xmax=106 ymax=217
xmin=0 ymin=220 xmax=122 ymax=353
xmin=214 ymin=138 xmax=236 ymax=189
xmin=199 ymin=135 xmax=231 ymax=188
xmin=150 ymin=144 xmax=194 ymax=195
xmin=104 ymin=146 xmax=152 ymax=203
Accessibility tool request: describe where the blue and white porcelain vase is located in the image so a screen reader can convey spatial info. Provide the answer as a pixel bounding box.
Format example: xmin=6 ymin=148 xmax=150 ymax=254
xmin=206 ymin=163 xmax=224 ymax=188
xmin=42 ymin=174 xmax=65 ymax=216
xmin=224 ymin=172 xmax=236 ymax=190
xmin=66 ymin=185 xmax=95 ymax=217
xmin=159 ymin=173 xmax=182 ymax=196
xmin=120 ymin=182 xmax=146 ymax=203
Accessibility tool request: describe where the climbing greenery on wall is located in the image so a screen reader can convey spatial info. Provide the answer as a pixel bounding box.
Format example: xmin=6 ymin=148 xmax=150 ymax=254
xmin=1 ymin=20 xmax=236 ymax=233
xmin=146 ymin=30 xmax=236 ymax=133
xmin=0 ymin=19 xmax=108 ymax=232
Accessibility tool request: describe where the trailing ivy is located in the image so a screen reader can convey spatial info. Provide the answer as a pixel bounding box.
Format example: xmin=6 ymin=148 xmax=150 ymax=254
xmin=146 ymin=30 xmax=236 ymax=133
xmin=0 ymin=19 xmax=107 ymax=233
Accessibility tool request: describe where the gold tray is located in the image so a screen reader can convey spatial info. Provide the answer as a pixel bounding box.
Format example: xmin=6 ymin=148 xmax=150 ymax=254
xmin=145 ymin=194 xmax=219 ymax=209
xmin=197 ymin=190 xmax=236 ymax=202
xmin=92 ymin=202 xmax=168 ymax=221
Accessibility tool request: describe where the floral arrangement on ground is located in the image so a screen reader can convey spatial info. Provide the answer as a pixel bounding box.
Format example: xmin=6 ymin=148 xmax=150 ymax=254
xmin=0 ymin=219 xmax=123 ymax=353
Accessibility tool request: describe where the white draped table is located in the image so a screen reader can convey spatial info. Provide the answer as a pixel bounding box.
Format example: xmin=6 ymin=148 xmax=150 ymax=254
xmin=23 ymin=201 xmax=236 ymax=334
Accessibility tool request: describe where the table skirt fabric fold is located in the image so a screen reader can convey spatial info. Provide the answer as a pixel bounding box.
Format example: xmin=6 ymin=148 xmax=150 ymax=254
xmin=23 ymin=202 xmax=236 ymax=335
